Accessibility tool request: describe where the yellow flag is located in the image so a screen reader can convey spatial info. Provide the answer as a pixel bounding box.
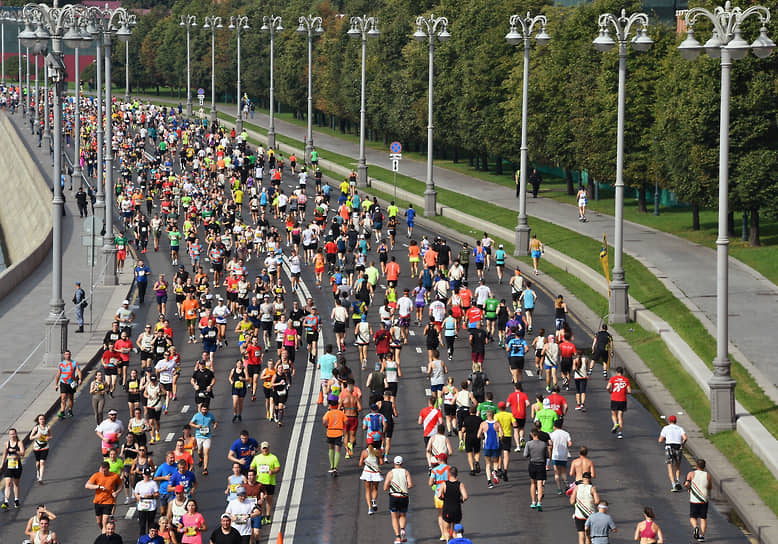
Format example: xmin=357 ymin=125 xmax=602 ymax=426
xmin=600 ymin=233 xmax=610 ymax=285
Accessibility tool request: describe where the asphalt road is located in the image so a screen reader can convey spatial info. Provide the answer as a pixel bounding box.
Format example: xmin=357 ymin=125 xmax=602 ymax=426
xmin=0 ymin=146 xmax=749 ymax=544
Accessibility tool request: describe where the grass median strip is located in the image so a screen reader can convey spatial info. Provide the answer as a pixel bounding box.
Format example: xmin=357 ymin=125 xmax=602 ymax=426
xmin=217 ymin=109 xmax=778 ymax=442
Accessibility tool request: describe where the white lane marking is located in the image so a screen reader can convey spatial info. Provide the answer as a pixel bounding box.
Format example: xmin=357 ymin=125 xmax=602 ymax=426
xmin=420 ymin=366 xmax=427 ymax=373
xmin=125 ymin=507 xmax=136 ymax=519
xmin=271 ymin=259 xmax=320 ymax=542
xmin=409 ymin=330 xmax=415 ymax=336
xmin=425 ymin=388 xmax=432 ymax=397
xmin=165 ymin=432 xmax=175 ymax=442
xmin=181 ymin=405 xmax=190 ymax=413
xmin=524 ymin=370 xmax=534 ymax=376
xmin=416 ymin=347 xmax=423 ymax=353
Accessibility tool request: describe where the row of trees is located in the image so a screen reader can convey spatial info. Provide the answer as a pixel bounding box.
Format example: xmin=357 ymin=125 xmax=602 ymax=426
xmin=105 ymin=0 xmax=778 ymax=244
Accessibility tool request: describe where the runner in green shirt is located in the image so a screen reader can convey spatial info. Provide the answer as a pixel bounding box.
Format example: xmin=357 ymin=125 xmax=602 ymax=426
xmin=249 ymin=442 xmax=281 ymax=525
xmin=534 ymin=399 xmax=559 ymax=433
xmin=477 ymin=392 xmax=499 ymax=421
xmin=484 ymin=296 xmax=499 ymax=341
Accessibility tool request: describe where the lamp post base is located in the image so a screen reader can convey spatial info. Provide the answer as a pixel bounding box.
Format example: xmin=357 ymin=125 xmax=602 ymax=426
xmin=424 ymin=187 xmax=437 ymax=217
xmin=236 ymin=118 xmax=243 ymax=135
xmin=305 ymin=140 xmax=313 ymax=168
xmin=608 ymin=280 xmax=630 ymax=323
xmin=268 ymin=130 xmax=276 ymax=151
xmin=210 ymin=108 xmax=217 ymax=124
xmin=44 ymin=312 xmax=69 ymax=366
xmin=358 ymin=163 xmax=368 ymax=188
xmin=708 ymin=372 xmax=737 ymax=433
xmin=103 ymin=247 xmax=118 ymax=286
xmin=514 ymin=223 xmax=530 ymax=257
xmin=186 ymin=100 xmax=193 ymax=118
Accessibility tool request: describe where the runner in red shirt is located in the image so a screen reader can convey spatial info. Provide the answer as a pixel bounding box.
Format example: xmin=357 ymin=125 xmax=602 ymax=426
xmin=385 ymin=257 xmax=400 ymax=288
xmin=417 ymin=397 xmax=443 ymax=447
xmin=506 ymin=381 xmax=530 ymax=450
xmin=373 ymin=324 xmax=392 ymax=362
xmin=606 ymin=366 xmax=631 ymax=438
xmin=245 ymin=336 xmax=263 ymax=401
xmin=546 ymin=385 xmax=568 ymax=425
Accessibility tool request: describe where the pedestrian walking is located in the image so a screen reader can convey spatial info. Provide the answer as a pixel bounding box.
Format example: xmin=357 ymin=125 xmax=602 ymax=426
xmin=73 ymin=281 xmax=87 ymax=333
xmin=658 ymin=415 xmax=687 ymax=492
xmin=685 ymin=458 xmax=712 ymax=542
xmin=530 ymin=168 xmax=543 ymax=198
xmin=76 ymin=186 xmax=89 ymax=217
xmin=577 ymin=185 xmax=589 ymax=221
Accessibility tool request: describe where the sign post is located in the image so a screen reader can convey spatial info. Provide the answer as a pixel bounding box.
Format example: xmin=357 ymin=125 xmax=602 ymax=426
xmin=389 ymin=142 xmax=402 ymax=202
xmin=197 ymin=88 xmax=205 ymax=120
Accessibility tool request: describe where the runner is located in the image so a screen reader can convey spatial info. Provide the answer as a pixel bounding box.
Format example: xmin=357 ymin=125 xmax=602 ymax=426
xmin=685 ymin=458 xmax=712 ymax=542
xmin=524 ymin=428 xmax=549 ymax=511
xmin=658 ymin=415 xmax=687 ymax=492
xmin=528 ymin=234 xmax=544 ymax=275
xmin=570 ymin=472 xmax=600 ymax=544
xmin=85 ymin=461 xmax=123 ymax=531
xmin=591 ymin=324 xmax=613 ymax=378
xmin=437 ymin=466 xmax=469 ymax=540
xmin=358 ymin=438 xmax=384 ymax=515
xmin=249 ymin=442 xmax=280 ymax=525
xmin=29 ymin=414 xmax=51 ymax=484
xmin=383 ymin=456 xmax=413 ymax=544
xmin=190 ymin=404 xmax=217 ymax=475
xmin=606 ymin=367 xmax=631 ymax=439
xmin=55 ymin=350 xmax=82 ymax=419
xmin=1 ymin=428 xmax=24 ymax=509
xmin=322 ymin=399 xmax=347 ymax=475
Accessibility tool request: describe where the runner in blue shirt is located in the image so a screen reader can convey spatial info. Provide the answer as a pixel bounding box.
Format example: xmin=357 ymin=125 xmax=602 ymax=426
xmin=190 ymin=404 xmax=217 ymax=475
xmin=505 ymin=334 xmax=529 ymax=385
xmin=227 ymin=430 xmax=259 ymax=474
xmin=405 ymin=204 xmax=417 ymax=238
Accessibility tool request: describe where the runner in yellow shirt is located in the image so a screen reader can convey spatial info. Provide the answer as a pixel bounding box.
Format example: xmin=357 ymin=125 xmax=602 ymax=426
xmin=494 ymin=401 xmax=516 ymax=481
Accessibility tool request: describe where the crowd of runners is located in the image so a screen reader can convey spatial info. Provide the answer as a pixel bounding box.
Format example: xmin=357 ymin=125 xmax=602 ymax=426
xmin=0 ymin=87 xmax=713 ymax=544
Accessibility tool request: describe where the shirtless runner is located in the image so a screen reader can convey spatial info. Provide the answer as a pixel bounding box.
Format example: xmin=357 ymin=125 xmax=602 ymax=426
xmin=339 ymin=381 xmax=362 ymax=458
xmin=569 ymin=446 xmax=596 ymax=483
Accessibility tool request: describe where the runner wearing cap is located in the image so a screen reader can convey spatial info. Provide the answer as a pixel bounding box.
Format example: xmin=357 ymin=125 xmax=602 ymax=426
xmin=659 ymin=415 xmax=687 ymax=492
xmin=224 ymin=486 xmax=253 ymax=543
xmin=449 ymin=523 xmax=473 ymax=544
xmin=322 ymin=399 xmax=347 ymax=475
xmin=428 ymin=452 xmax=450 ymax=541
xmin=249 ymin=442 xmax=280 ymax=525
xmin=358 ymin=435 xmax=384 ymax=515
xmin=134 ymin=467 xmax=160 ymax=537
xmin=384 ymin=456 xmax=413 ymax=544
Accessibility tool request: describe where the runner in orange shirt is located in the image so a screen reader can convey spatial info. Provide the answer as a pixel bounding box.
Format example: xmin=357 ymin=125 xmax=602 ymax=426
xmin=385 ymin=256 xmax=400 ymax=289
xmin=322 ymin=400 xmax=347 ymax=476
xmin=408 ymin=241 xmax=421 ymax=277
xmin=181 ymin=293 xmax=200 ymax=343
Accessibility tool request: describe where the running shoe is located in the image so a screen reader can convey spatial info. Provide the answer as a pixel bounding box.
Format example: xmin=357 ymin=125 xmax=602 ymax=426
xmin=488 ymin=481 xmax=494 ymax=489
xmin=536 ymin=503 xmax=542 ymax=511
xmin=675 ymin=482 xmax=683 ymax=492
xmin=14 ymin=499 xmax=19 ymax=508
xmin=575 ymin=404 xmax=582 ymax=411
xmin=368 ymin=508 xmax=374 ymax=516
xmin=492 ymin=473 xmax=499 ymax=485
xmin=458 ymin=439 xmax=465 ymax=452
xmin=475 ymin=462 xmax=481 ymax=473
xmin=611 ymin=423 xmax=620 ymax=433
xmin=617 ymin=432 xmax=623 ymax=439
xmin=520 ymin=438 xmax=526 ymax=449
xmin=530 ymin=503 xmax=536 ymax=509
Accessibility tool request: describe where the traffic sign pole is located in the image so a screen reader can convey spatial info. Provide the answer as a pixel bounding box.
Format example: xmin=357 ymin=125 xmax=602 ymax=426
xmin=389 ymin=142 xmax=402 ymax=203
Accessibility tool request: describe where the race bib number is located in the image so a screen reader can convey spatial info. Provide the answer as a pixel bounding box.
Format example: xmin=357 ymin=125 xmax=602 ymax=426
xmin=129 ymin=381 xmax=138 ymax=390
xmin=234 ymin=381 xmax=244 ymax=389
xmin=258 ymin=464 xmax=270 ymax=474
xmin=138 ymin=499 xmax=153 ymax=511
xmin=7 ymin=459 xmax=19 ymax=469
xmin=185 ymin=527 xmax=197 ymax=537
xmin=132 ymin=425 xmax=143 ymax=434
xmin=200 ymin=426 xmax=209 ymax=435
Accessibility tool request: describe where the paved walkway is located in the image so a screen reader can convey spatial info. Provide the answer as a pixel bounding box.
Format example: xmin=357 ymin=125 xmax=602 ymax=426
xmin=227 ymin=107 xmax=778 ymax=387
xmin=0 ymin=111 xmax=132 ymax=434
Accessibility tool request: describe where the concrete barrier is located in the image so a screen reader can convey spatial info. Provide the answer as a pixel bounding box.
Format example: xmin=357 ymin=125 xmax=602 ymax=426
xmin=0 ymin=114 xmax=53 ymax=301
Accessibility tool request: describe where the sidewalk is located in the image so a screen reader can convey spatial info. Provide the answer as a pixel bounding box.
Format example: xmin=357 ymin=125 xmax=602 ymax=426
xmin=229 ymin=106 xmax=777 ymax=388
xmin=0 ymin=111 xmax=133 ymax=435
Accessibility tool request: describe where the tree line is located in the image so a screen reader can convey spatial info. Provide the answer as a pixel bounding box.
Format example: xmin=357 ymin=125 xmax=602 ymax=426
xmin=43 ymin=0 xmax=778 ymax=243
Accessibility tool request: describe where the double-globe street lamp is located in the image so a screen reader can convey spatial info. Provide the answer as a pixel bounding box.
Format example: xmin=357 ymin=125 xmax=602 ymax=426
xmin=19 ymin=2 xmax=80 ymax=363
xmin=297 ymin=15 xmax=324 ymax=166
xmin=592 ymin=9 xmax=654 ymax=324
xmin=413 ymin=14 xmax=450 ymax=217
xmin=348 ymin=15 xmax=380 ymax=188
xmin=203 ymin=15 xmax=222 ymax=124
xmin=88 ymin=5 xmax=132 ymax=286
xmin=261 ymin=14 xmax=282 ymax=150
xmin=678 ymin=1 xmax=774 ymax=432
xmin=506 ymin=12 xmax=550 ymax=256
xmin=180 ymin=14 xmax=197 ymax=118
xmin=229 ymin=15 xmax=249 ymax=134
